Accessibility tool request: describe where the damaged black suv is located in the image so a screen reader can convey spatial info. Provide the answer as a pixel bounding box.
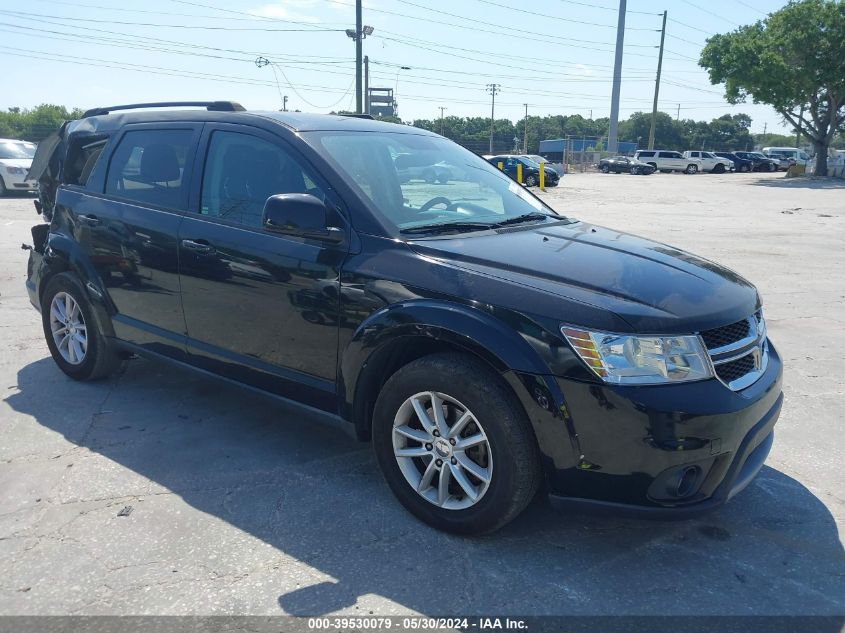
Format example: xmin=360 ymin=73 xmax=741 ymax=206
xmin=26 ymin=102 xmax=782 ymax=534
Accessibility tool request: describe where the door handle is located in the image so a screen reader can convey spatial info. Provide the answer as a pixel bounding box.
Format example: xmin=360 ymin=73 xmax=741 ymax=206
xmin=79 ymin=214 xmax=100 ymax=226
xmin=181 ymin=239 xmax=215 ymax=255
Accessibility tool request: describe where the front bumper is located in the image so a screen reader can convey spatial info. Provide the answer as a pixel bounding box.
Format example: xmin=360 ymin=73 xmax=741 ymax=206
xmin=2 ymin=172 xmax=37 ymax=191
xmin=545 ymin=341 xmax=783 ymax=516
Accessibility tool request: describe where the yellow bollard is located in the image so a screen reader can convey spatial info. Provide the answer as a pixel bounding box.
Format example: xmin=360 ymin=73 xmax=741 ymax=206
xmin=497 ymin=161 xmax=503 ymax=171
xmin=539 ymin=162 xmax=545 ymax=190
xmin=517 ymin=163 xmax=523 ymax=184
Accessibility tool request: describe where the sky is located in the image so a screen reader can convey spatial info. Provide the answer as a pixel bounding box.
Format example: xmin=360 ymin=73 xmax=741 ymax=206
xmin=1 ymin=0 xmax=793 ymax=134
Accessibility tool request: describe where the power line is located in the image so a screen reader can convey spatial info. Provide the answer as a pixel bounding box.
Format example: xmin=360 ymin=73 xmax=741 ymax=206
xmin=469 ymin=0 xmax=658 ymax=29
xmin=0 ymin=9 xmax=345 ymax=31
xmin=682 ymin=1 xmax=741 ymax=27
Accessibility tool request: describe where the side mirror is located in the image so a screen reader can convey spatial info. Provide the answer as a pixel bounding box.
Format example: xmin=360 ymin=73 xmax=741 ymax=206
xmin=262 ymin=193 xmax=343 ymax=243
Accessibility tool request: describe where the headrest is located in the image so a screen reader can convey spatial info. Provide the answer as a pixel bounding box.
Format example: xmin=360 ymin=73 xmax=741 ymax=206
xmin=140 ymin=144 xmax=181 ymax=183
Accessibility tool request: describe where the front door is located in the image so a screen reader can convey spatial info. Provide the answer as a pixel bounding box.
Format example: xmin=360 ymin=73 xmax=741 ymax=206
xmin=177 ymin=124 xmax=349 ymax=410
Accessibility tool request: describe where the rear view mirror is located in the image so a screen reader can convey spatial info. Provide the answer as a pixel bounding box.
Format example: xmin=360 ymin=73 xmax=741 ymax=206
xmin=262 ymin=194 xmax=343 ymax=243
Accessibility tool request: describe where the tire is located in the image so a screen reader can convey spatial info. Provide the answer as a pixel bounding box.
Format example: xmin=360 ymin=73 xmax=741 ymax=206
xmin=741 ymin=164 xmax=750 ymax=173
xmin=525 ymin=174 xmax=537 ymax=187
xmin=767 ymin=162 xmax=776 ymax=172
xmin=685 ymin=164 xmax=698 ymax=174
xmin=372 ymin=353 xmax=541 ymax=535
xmin=647 ymin=162 xmax=658 ymax=172
xmin=0 ymin=177 xmax=6 ymax=197
xmin=713 ymin=163 xmax=725 ymax=174
xmin=630 ymin=167 xmax=639 ymax=175
xmin=600 ymin=164 xmax=610 ymax=173
xmin=41 ymin=273 xmax=121 ymax=381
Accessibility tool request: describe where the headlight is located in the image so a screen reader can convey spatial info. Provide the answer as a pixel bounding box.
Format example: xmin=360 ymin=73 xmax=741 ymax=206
xmin=561 ymin=326 xmax=713 ymax=385
xmin=5 ymin=166 xmax=25 ymax=175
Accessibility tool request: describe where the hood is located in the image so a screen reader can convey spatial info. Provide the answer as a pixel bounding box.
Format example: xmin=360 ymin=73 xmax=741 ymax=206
xmin=408 ymin=220 xmax=759 ymax=334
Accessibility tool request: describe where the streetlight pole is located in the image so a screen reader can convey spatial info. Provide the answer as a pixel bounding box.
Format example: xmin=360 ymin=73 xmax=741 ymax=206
xmin=648 ymin=10 xmax=667 ymax=150
xmin=607 ymin=0 xmax=626 ymax=154
xmin=355 ymin=0 xmax=362 ymax=113
xmin=439 ymin=106 xmax=447 ymax=135
xmin=364 ymin=56 xmax=369 ymax=114
xmin=487 ymin=84 xmax=500 ymax=154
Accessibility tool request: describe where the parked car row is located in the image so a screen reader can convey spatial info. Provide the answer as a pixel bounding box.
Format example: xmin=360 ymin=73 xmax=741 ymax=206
xmin=596 ymin=149 xmax=800 ymax=175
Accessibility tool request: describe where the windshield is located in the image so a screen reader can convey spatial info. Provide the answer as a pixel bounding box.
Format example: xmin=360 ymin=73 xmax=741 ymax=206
xmin=0 ymin=141 xmax=35 ymax=160
xmin=313 ymin=131 xmax=566 ymax=234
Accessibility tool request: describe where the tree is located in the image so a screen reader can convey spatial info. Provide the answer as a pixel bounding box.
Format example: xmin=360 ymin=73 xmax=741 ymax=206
xmin=700 ymin=0 xmax=845 ymax=175
xmin=0 ymin=104 xmax=84 ymax=141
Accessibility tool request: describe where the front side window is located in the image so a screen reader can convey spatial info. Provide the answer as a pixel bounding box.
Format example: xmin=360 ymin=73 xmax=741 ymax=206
xmin=105 ymin=129 xmax=193 ymax=210
xmin=311 ymin=131 xmax=566 ymax=235
xmin=200 ymin=131 xmax=323 ymax=229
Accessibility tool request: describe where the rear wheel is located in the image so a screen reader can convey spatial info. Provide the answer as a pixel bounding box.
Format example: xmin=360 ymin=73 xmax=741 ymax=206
xmin=685 ymin=164 xmax=698 ymax=174
xmin=41 ymin=273 xmax=121 ymax=381
xmin=767 ymin=162 xmax=776 ymax=172
xmin=372 ymin=353 xmax=541 ymax=534
xmin=525 ymin=174 xmax=537 ymax=187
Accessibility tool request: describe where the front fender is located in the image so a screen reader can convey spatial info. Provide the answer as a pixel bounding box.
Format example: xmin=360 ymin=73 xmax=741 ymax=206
xmin=339 ymin=300 xmax=581 ymax=476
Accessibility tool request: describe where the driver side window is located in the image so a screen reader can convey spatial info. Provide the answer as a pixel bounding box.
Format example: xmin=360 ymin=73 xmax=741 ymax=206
xmin=200 ymin=130 xmax=324 ymax=229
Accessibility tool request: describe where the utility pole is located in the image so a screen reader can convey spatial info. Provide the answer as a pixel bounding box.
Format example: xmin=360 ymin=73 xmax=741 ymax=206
xmin=487 ymin=84 xmax=500 ymax=154
xmin=439 ymin=106 xmax=447 ymax=135
xmin=763 ymin=122 xmax=767 ymax=135
xmin=282 ymin=95 xmax=288 ymax=112
xmin=676 ymin=103 xmax=680 ymax=121
xmin=355 ymin=0 xmax=362 ymax=113
xmin=363 ymin=55 xmax=370 ymax=114
xmin=607 ymin=0 xmax=626 ymax=154
xmin=523 ymin=103 xmax=528 ymax=153
xmin=648 ymin=9 xmax=667 ymax=150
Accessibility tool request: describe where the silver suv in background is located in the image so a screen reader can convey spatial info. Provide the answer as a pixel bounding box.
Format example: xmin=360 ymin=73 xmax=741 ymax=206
xmin=633 ymin=150 xmax=701 ymax=174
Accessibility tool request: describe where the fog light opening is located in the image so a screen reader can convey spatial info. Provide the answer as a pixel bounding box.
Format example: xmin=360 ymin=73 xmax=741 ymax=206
xmin=676 ymin=466 xmax=701 ymax=498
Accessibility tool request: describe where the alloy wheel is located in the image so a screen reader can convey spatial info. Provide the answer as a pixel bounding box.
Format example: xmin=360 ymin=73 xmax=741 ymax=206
xmin=392 ymin=391 xmax=493 ymax=510
xmin=49 ymin=292 xmax=88 ymax=365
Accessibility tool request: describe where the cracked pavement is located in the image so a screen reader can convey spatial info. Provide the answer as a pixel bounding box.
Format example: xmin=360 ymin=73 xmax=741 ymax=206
xmin=0 ymin=172 xmax=843 ymax=616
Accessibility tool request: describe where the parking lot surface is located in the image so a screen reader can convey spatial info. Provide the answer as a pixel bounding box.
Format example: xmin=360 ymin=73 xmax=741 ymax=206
xmin=0 ymin=172 xmax=843 ymax=616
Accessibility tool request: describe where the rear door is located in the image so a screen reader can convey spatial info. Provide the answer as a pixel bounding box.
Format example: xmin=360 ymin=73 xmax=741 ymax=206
xmin=177 ymin=123 xmax=349 ymax=409
xmin=71 ymin=123 xmax=201 ymax=358
xmin=659 ymin=151 xmax=684 ymax=169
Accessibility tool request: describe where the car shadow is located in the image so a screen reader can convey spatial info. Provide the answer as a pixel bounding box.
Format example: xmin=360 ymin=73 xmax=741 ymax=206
xmin=7 ymin=356 xmax=845 ymax=617
xmin=749 ymin=176 xmax=845 ymax=189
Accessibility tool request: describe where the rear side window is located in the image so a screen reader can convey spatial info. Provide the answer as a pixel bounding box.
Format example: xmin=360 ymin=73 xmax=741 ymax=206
xmin=105 ymin=129 xmax=194 ymax=210
xmin=637 ymin=151 xmax=654 ymax=158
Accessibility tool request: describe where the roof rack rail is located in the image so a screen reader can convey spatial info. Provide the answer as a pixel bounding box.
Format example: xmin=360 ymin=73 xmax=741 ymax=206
xmin=81 ymin=101 xmax=246 ymax=118
xmin=338 ymin=113 xmax=374 ymax=119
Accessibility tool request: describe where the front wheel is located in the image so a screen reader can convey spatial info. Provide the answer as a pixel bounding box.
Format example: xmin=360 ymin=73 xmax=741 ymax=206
xmin=685 ymin=164 xmax=698 ymax=174
xmin=713 ymin=163 xmax=725 ymax=174
xmin=630 ymin=166 xmax=639 ymax=175
xmin=0 ymin=177 xmax=6 ymax=197
xmin=41 ymin=273 xmax=121 ymax=381
xmin=767 ymin=162 xmax=777 ymax=172
xmin=600 ymin=164 xmax=610 ymax=173
xmin=372 ymin=353 xmax=541 ymax=534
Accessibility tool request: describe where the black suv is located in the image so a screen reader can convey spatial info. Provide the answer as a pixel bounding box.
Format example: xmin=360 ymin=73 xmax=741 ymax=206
xmin=734 ymin=151 xmax=779 ymax=172
xmin=714 ymin=152 xmax=753 ymax=173
xmin=26 ymin=102 xmax=782 ymax=534
xmin=487 ymin=155 xmax=559 ymax=187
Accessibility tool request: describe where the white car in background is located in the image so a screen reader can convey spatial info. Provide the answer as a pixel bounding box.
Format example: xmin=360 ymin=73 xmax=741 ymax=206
xmin=0 ymin=138 xmax=37 ymax=196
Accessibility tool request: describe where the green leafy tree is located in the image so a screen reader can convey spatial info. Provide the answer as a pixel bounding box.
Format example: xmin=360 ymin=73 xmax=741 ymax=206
xmin=700 ymin=0 xmax=845 ymax=174
xmin=0 ymin=104 xmax=83 ymax=141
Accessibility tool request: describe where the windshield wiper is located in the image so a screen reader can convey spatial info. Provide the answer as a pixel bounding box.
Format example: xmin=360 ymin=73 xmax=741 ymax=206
xmin=400 ymin=221 xmax=494 ymax=236
xmin=492 ymin=212 xmax=551 ymax=227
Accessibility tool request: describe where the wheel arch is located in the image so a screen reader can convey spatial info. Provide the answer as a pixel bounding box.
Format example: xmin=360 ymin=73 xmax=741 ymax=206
xmin=340 ymin=300 xmax=551 ymax=442
xmin=39 ymin=232 xmax=116 ymax=338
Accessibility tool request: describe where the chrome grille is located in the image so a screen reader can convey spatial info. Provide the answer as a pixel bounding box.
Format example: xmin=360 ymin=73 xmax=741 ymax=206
xmin=700 ymin=318 xmax=750 ymax=350
xmin=715 ymin=353 xmax=756 ymax=384
xmin=701 ymin=310 xmax=768 ymax=391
